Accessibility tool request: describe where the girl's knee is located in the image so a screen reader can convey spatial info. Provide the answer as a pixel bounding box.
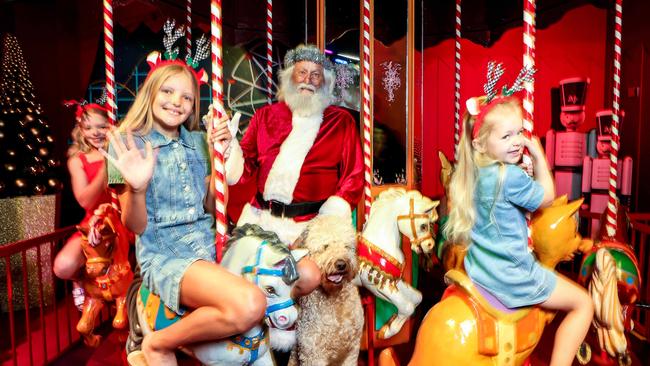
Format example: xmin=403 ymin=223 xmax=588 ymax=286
xmin=228 ymin=288 xmax=266 ymax=332
xmin=53 ymin=254 xmax=80 ymax=280
xmin=294 ymin=259 xmax=321 ymax=297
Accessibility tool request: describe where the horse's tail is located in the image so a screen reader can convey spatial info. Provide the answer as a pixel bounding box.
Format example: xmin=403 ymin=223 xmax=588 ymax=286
xmin=588 ymin=248 xmax=627 ymax=357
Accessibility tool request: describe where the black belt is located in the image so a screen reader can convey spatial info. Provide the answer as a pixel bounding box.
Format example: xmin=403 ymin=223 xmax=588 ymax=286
xmin=256 ymin=192 xmax=325 ymax=218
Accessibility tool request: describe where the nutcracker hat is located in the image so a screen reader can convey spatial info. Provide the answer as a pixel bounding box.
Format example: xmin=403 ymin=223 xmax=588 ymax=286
xmin=145 ymin=19 xmax=209 ymax=85
xmin=464 ymin=61 xmax=536 ymax=139
xmin=559 ymin=77 xmax=590 ymax=112
xmin=596 ymin=109 xmax=625 ymax=140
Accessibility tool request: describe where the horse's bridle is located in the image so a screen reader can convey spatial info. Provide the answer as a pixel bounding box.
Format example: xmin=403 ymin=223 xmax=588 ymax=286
xmin=396 ymin=197 xmax=432 ymax=247
xmin=241 ymin=241 xmax=295 ymax=317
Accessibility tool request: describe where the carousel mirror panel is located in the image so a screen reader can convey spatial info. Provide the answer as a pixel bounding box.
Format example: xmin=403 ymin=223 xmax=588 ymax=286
xmin=373 ymin=0 xmax=408 ymax=186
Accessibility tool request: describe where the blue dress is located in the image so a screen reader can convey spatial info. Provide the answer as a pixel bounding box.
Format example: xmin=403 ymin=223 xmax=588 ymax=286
xmin=464 ymin=164 xmax=557 ymax=308
xmin=108 ymin=126 xmax=215 ymax=314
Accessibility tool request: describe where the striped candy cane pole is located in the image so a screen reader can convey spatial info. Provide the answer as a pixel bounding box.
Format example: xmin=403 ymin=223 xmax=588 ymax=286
xmin=186 ymin=0 xmax=192 ymax=56
xmin=103 ymin=0 xmax=116 ymax=126
xmin=103 ymin=0 xmax=120 ymax=211
xmin=362 ymin=0 xmax=373 ymax=219
xmin=605 ymin=0 xmax=624 ymax=238
xmin=211 ymin=0 xmax=227 ymax=262
xmin=523 ymin=0 xmax=536 ymax=248
xmin=266 ymin=0 xmax=273 ymax=104
xmin=454 ymin=0 xmax=461 ymax=159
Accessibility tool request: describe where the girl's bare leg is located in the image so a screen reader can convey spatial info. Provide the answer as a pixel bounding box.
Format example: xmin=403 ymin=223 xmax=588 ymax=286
xmin=541 ymin=274 xmax=594 ymax=366
xmin=142 ymin=260 xmax=266 ymax=366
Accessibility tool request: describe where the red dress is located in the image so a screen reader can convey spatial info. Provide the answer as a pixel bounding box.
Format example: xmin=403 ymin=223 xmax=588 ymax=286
xmin=69 ymin=152 xmax=112 ymax=240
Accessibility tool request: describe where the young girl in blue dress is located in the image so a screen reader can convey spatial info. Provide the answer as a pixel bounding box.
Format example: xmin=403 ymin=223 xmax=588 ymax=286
xmin=103 ymin=62 xmax=266 ymax=365
xmin=445 ymin=94 xmax=593 ymax=366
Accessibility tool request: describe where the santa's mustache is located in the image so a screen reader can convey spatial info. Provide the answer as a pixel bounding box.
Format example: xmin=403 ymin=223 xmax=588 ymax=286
xmin=297 ymin=83 xmax=316 ymax=92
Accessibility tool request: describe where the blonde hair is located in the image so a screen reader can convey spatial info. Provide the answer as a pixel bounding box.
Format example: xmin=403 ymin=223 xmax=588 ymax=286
xmin=67 ymin=106 xmax=109 ymax=158
xmin=444 ymin=98 xmax=523 ymax=244
xmin=119 ymin=63 xmax=201 ymax=135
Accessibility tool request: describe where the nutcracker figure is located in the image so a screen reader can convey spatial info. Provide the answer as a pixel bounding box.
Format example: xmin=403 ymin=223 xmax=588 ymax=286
xmin=545 ymin=77 xmax=596 ymax=200
xmin=582 ymin=110 xmax=633 ymax=238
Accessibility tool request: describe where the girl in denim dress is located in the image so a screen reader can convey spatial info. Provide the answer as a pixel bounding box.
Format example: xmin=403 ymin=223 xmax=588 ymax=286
xmin=102 ymin=63 xmax=266 ymax=365
xmin=445 ymin=96 xmax=593 ymax=366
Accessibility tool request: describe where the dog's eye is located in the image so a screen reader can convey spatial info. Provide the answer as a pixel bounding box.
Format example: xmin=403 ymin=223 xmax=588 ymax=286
xmin=264 ymin=286 xmax=277 ymax=296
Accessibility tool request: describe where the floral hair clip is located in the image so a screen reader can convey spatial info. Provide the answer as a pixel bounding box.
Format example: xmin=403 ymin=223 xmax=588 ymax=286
xmin=63 ymin=87 xmax=111 ymax=124
xmin=145 ymin=19 xmax=209 ymax=85
xmin=466 ymin=61 xmax=536 ymax=139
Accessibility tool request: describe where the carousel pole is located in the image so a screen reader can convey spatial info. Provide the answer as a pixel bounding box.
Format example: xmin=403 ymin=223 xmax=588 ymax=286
xmin=103 ymin=0 xmax=120 ymax=211
xmin=454 ymin=0 xmax=461 ymax=160
xmin=361 ymin=0 xmax=373 ymax=221
xmin=211 ymin=0 xmax=227 ymax=262
xmin=523 ymin=0 xmax=536 ymax=247
xmin=266 ymin=0 xmax=273 ymax=104
xmin=186 ymin=0 xmax=192 ymax=55
xmin=604 ymin=0 xmax=624 ymax=238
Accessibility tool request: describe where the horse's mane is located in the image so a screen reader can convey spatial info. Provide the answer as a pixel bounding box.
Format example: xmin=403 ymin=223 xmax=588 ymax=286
xmin=227 ymin=224 xmax=290 ymax=255
xmin=374 ymin=188 xmax=431 ymax=208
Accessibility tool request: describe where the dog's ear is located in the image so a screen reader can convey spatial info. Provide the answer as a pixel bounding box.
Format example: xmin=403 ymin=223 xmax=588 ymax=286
xmin=291 ymin=228 xmax=309 ymax=249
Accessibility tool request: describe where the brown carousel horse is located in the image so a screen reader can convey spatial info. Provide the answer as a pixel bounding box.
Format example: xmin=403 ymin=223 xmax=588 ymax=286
xmin=76 ymin=203 xmax=134 ymax=346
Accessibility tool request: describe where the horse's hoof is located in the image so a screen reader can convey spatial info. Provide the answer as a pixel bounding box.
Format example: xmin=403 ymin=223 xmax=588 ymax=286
xmin=127 ymin=350 xmax=148 ymax=366
xmin=84 ymin=334 xmax=101 ymax=348
xmin=113 ymin=317 xmax=127 ymax=330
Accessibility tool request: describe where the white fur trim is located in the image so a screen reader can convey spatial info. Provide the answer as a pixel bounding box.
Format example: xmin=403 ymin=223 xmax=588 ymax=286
xmin=225 ymin=139 xmax=244 ymax=185
xmin=263 ymin=114 xmax=322 ymax=204
xmin=237 ymin=203 xmax=308 ymax=245
xmin=318 ymin=195 xmax=352 ymax=219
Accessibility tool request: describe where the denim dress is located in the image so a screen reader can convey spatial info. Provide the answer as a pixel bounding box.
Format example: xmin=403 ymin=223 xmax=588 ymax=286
xmin=464 ymin=164 xmax=557 ymax=308
xmin=108 ymin=126 xmax=215 ymax=314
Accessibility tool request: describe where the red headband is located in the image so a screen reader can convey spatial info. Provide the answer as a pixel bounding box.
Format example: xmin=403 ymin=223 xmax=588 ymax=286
xmin=63 ymin=100 xmax=111 ymax=124
xmin=468 ymin=96 xmax=519 ymax=139
xmin=145 ymin=51 xmax=208 ymax=86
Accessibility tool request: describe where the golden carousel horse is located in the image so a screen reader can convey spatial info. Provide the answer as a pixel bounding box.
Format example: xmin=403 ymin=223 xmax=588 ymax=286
xmin=77 ymin=203 xmax=134 ymax=347
xmin=379 ymin=196 xmax=593 ymax=366
xmin=578 ymin=206 xmax=641 ymax=366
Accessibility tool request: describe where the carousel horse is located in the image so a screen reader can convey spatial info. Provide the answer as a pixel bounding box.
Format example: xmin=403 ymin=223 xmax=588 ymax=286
xmin=578 ymin=206 xmax=641 ymax=366
xmin=77 ymin=203 xmax=134 ymax=347
xmin=355 ymin=187 xmax=439 ymax=339
xmin=434 ymin=151 xmax=466 ymax=272
xmin=401 ymin=196 xmax=593 ymax=366
xmin=133 ymin=224 xmax=303 ymax=366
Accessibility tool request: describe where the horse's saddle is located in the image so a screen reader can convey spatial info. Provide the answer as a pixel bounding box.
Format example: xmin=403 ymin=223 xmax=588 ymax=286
xmin=443 ymin=270 xmax=553 ymax=363
xmin=138 ymin=285 xmax=183 ymax=331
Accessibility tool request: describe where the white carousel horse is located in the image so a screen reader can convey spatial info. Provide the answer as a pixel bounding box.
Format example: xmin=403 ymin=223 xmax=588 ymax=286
xmin=134 ymin=224 xmax=303 ymax=366
xmin=355 ymin=188 xmax=439 ymax=339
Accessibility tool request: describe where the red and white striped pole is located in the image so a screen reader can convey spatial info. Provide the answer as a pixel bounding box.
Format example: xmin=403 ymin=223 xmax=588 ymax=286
xmin=605 ymin=0 xmax=624 ymax=238
xmin=186 ymin=0 xmax=192 ymax=56
xmin=211 ymin=0 xmax=227 ymax=262
xmin=361 ymin=0 xmax=373 ymax=220
xmin=523 ymin=0 xmax=536 ymax=248
xmin=453 ymin=0 xmax=461 ymax=159
xmin=103 ymin=0 xmax=116 ymax=126
xmin=103 ymin=0 xmax=120 ymax=211
xmin=266 ymin=0 xmax=273 ymax=104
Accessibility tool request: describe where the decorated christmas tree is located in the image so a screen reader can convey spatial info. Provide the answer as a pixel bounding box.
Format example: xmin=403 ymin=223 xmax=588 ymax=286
xmin=0 ymin=33 xmax=62 ymax=198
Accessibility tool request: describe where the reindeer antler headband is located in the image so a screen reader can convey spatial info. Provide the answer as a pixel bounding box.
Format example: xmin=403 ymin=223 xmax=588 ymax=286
xmin=63 ymin=87 xmax=111 ymax=124
xmin=145 ymin=19 xmax=209 ymax=85
xmin=466 ymin=61 xmax=536 ymax=139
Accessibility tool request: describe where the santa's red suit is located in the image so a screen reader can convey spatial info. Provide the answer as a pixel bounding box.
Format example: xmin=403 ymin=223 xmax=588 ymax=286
xmin=226 ymin=101 xmax=364 ymax=244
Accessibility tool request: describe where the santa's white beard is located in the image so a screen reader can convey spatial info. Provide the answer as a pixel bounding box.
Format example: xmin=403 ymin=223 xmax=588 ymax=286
xmin=282 ymin=80 xmax=332 ymax=117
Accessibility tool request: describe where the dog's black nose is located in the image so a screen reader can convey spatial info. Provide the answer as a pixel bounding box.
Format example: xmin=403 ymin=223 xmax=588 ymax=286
xmin=335 ymin=259 xmax=347 ymax=271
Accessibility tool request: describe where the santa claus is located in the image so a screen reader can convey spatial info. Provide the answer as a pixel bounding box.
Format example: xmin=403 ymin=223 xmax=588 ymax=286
xmin=225 ymin=44 xmax=364 ymax=245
